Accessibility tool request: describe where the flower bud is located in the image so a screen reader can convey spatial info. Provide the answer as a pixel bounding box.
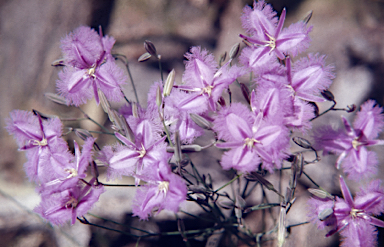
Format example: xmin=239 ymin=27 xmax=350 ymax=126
xmin=302 ymin=10 xmax=313 ymax=24
xmin=308 ymin=188 xmax=334 ymax=199
xmin=321 ymin=90 xmax=335 ymax=101
xmin=156 ymin=85 xmax=162 ymax=107
xmin=318 ymin=208 xmax=334 ymax=221
xmin=74 ymin=128 xmax=93 ymax=141
xmin=240 ymin=83 xmax=250 ymax=105
xmin=144 ymin=40 xmax=157 ymax=56
xmin=44 ymin=93 xmax=68 ymax=105
xmin=229 ymin=42 xmax=240 ymax=59
xmin=98 ymin=89 xmax=111 ymax=114
xmin=163 ymin=69 xmax=175 ymax=97
xmin=51 ymin=58 xmax=65 ymax=66
xmin=138 ymin=52 xmax=151 ymax=62
xmin=292 ymin=137 xmax=312 ymax=149
xmin=190 ymin=113 xmax=212 ymax=130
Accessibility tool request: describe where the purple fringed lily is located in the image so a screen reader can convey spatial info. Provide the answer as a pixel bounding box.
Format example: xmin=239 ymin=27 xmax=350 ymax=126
xmin=240 ymin=0 xmax=312 ymax=63
xmin=103 ymin=119 xmax=168 ymax=183
xmin=6 ymin=110 xmax=71 ymax=183
xmin=285 ymin=55 xmax=334 ymax=102
xmin=308 ymin=176 xmax=384 ymax=247
xmin=315 ymin=100 xmax=384 ymax=180
xmin=132 ymin=160 xmax=187 ymax=220
xmin=40 ymin=138 xmax=95 ymax=193
xmin=176 ymin=47 xmax=242 ymax=111
xmin=35 ymin=178 xmax=104 ymax=225
xmin=214 ymin=103 xmax=288 ymax=172
xmin=57 ymin=26 xmax=126 ymax=106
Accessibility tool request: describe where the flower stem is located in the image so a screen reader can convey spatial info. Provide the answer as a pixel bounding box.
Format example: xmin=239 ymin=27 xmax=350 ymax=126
xmin=77 ymin=107 xmax=110 ymax=133
xmin=214 ymin=173 xmax=242 ymax=193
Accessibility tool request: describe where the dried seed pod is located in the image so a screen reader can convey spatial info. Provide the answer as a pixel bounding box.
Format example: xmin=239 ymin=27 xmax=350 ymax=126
xmin=321 ymin=90 xmax=335 ymax=101
xmin=292 ymin=136 xmax=312 ymax=149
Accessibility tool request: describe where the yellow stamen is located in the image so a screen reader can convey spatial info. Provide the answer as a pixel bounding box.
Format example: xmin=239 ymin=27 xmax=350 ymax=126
xmin=201 ymin=85 xmax=214 ymax=96
xmin=352 ymin=138 xmax=362 ymax=150
xmin=137 ymin=143 xmax=146 ymax=158
xmin=87 ymin=65 xmax=97 ymax=79
xmin=350 ymin=208 xmax=363 ymax=218
xmin=31 ymin=138 xmax=48 ymax=146
xmin=158 ymin=181 xmax=170 ymax=196
xmin=65 ymin=168 xmax=78 ymax=178
xmin=244 ymin=137 xmax=260 ymax=149
xmin=264 ymin=33 xmax=276 ymax=52
xmin=65 ymin=197 xmax=78 ymax=209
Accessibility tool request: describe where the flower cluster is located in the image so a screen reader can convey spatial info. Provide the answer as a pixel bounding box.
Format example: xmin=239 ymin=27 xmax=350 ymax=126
xmin=6 ymin=110 xmax=104 ymax=224
xmin=5 ymin=1 xmax=384 ymax=246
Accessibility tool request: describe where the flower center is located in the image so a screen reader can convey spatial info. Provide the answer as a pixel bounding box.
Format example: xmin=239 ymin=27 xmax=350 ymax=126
xmin=157 ymin=181 xmax=170 ymax=196
xmin=31 ymin=138 xmax=48 ymax=146
xmin=264 ymin=33 xmax=276 ymax=52
xmin=137 ymin=143 xmax=146 ymax=158
xmin=352 ymin=138 xmax=363 ymax=150
xmin=65 ymin=168 xmax=78 ymax=178
xmin=285 ymin=84 xmax=296 ymax=97
xmin=350 ymin=208 xmax=364 ymax=218
xmin=87 ymin=65 xmax=97 ymax=79
xmin=65 ymin=197 xmax=78 ymax=209
xmin=244 ymin=137 xmax=260 ymax=149
xmin=201 ymin=85 xmax=214 ymax=96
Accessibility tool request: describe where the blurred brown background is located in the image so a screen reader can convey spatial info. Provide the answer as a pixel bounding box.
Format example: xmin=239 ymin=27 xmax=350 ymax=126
xmin=1 ymin=0 xmax=384 ymax=246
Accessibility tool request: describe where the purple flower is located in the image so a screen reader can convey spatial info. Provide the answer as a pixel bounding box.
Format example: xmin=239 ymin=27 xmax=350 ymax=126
xmin=40 ymin=138 xmax=95 ymax=193
xmin=6 ymin=110 xmax=71 ymax=182
xmin=285 ymin=54 xmax=335 ymax=102
xmin=132 ymin=160 xmax=187 ymax=220
xmin=101 ymin=120 xmax=168 ymax=183
xmin=57 ymin=26 xmax=127 ymax=106
xmin=35 ymin=178 xmax=104 ymax=225
xmin=213 ymin=103 xmax=289 ymax=172
xmin=284 ymin=98 xmax=315 ymax=132
xmin=308 ymin=176 xmax=384 ymax=247
xmin=315 ymin=100 xmax=384 ymax=180
xmin=240 ymin=0 xmax=312 ymax=62
xmin=176 ymin=47 xmax=242 ymax=111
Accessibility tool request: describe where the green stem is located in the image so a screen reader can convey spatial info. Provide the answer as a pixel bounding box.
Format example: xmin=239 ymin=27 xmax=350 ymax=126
xmin=158 ymin=55 xmax=163 ymax=82
xmin=125 ymin=61 xmax=139 ymax=104
xmin=303 ymin=171 xmax=321 ymax=188
xmin=87 ymin=213 xmax=151 ymax=234
xmin=88 ymin=130 xmax=114 ymax=135
xmin=214 ymin=173 xmax=243 ymax=193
